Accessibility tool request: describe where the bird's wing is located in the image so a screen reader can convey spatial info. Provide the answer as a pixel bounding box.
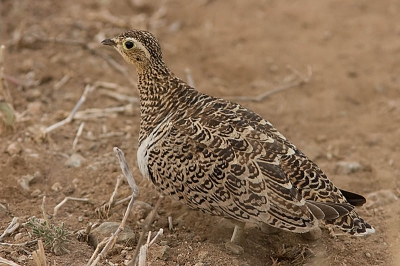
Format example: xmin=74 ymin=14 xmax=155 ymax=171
xmin=145 ymin=98 xmax=352 ymax=232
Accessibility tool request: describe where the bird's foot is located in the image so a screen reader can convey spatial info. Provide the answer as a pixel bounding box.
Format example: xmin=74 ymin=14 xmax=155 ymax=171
xmin=301 ymin=227 xmax=322 ymax=240
xmin=225 ymin=221 xmax=245 ymax=254
xmin=260 ymin=223 xmax=281 ymax=235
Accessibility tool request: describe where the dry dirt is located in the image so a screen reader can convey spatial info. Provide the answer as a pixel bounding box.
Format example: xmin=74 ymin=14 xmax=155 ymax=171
xmin=1 ymin=0 xmax=400 ymax=265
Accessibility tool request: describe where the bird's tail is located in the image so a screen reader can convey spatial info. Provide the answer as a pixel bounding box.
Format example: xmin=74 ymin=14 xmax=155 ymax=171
xmin=325 ymin=210 xmax=375 ymax=236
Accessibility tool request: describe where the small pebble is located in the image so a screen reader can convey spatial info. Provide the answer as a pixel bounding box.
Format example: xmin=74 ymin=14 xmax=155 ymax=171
xmin=366 ymin=189 xmax=398 ymax=208
xmin=30 ymin=189 xmax=41 ymax=197
xmin=14 ymin=233 xmax=23 ymax=241
xmin=335 ymin=161 xmax=364 ymax=175
xmin=27 ymin=102 xmax=43 ymax=114
xmin=17 ymin=255 xmax=27 ymax=263
xmin=365 ymin=252 xmax=371 ymax=258
xmin=121 ymin=249 xmax=128 ymax=258
xmin=51 ymin=182 xmax=63 ymax=192
xmin=225 ymin=241 xmax=244 ymax=255
xmin=131 ymin=200 xmax=153 ymax=220
xmin=65 ymin=153 xmax=86 ymax=168
xmin=78 ymin=216 xmax=83 ymax=222
xmin=6 ymin=142 xmax=22 ymax=156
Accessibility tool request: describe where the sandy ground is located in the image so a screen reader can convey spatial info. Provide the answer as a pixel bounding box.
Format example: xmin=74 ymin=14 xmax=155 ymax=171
xmin=1 ymin=0 xmax=400 ymax=265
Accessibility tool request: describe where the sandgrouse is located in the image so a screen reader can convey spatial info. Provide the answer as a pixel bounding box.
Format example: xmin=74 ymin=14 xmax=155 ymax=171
xmin=102 ymin=30 xmax=374 ymax=244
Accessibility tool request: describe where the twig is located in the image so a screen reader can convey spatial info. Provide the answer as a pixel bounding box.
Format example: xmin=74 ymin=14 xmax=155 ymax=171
xmin=0 ymin=257 xmax=22 ymax=266
xmin=114 ymin=195 xmax=133 ymax=206
xmin=73 ymin=105 xmax=131 ymax=120
xmin=226 ymin=65 xmax=312 ymax=102
xmin=45 ymin=84 xmax=95 ymax=133
xmin=138 ymin=228 xmax=164 ymax=266
xmin=53 ymin=197 xmax=90 ymax=217
xmin=0 ymin=45 xmax=13 ymax=105
xmin=0 ymin=217 xmax=19 ymax=241
xmin=94 ymin=81 xmax=131 ymax=92
xmin=95 ymin=175 xmax=123 ymax=219
xmin=98 ymin=131 xmax=125 ymax=139
xmin=99 ymin=89 xmax=139 ymax=103
xmin=127 ymin=195 xmax=164 ymax=266
xmin=0 ymin=240 xmax=38 ymax=247
xmin=113 ymin=147 xmax=139 ymax=196
xmin=32 ymin=240 xmax=47 ymax=266
xmin=41 ymin=196 xmax=50 ymax=227
xmin=88 ymin=194 xmax=136 ymax=266
xmin=185 ymin=68 xmax=195 ymax=87
xmin=54 ymin=74 xmax=70 ymax=90
xmin=87 ymin=147 xmax=140 ymax=266
xmin=72 ymin=122 xmax=85 ymax=150
xmin=168 ymin=216 xmax=173 ymax=231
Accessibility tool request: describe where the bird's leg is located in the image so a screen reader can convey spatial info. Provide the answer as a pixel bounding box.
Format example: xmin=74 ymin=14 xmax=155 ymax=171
xmin=260 ymin=223 xmax=281 ymax=235
xmin=230 ymin=221 xmax=246 ymax=244
xmin=224 ymin=221 xmax=246 ymax=254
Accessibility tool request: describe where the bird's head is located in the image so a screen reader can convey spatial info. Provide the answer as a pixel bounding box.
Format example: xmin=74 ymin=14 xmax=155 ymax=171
xmin=102 ymin=30 xmax=164 ymax=73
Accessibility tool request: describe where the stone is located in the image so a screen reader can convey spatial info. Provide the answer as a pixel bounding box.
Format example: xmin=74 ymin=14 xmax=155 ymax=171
xmin=30 ymin=189 xmax=42 ymax=197
xmin=17 ymin=174 xmax=36 ymax=191
xmin=14 ymin=233 xmax=23 ymax=241
xmin=51 ymin=182 xmax=63 ymax=192
xmin=150 ymin=244 xmax=171 ymax=260
xmin=65 ymin=153 xmax=86 ymax=168
xmin=335 ymin=161 xmax=364 ymax=175
xmin=365 ymin=189 xmax=399 ymax=208
xmin=130 ymin=200 xmax=153 ymax=220
xmin=225 ymin=241 xmax=244 ymax=255
xmin=6 ymin=142 xmax=22 ymax=156
xmin=88 ymin=222 xmax=136 ymax=248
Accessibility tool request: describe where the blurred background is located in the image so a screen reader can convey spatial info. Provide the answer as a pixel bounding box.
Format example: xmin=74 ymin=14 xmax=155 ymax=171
xmin=0 ymin=0 xmax=399 ymax=265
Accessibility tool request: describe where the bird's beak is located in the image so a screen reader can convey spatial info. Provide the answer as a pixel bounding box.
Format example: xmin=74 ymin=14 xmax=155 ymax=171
xmin=101 ymin=38 xmax=116 ymax=46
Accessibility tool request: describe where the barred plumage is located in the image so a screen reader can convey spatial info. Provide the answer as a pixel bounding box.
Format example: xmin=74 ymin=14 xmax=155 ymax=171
xmin=102 ymin=30 xmax=374 ymax=238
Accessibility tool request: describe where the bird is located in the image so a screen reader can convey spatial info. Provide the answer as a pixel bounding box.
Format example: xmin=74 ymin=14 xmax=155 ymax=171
xmin=101 ymin=30 xmax=374 ymax=244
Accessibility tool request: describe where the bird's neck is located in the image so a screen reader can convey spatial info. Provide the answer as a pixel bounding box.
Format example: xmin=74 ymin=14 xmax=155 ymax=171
xmin=136 ymin=66 xmax=196 ymax=144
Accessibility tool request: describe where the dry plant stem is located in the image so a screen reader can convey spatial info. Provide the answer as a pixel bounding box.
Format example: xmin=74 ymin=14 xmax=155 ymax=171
xmin=32 ymin=240 xmax=47 ymax=266
xmin=168 ymin=216 xmax=173 ymax=230
xmin=54 ymin=74 xmax=70 ymax=90
xmin=88 ymin=147 xmax=139 ymax=266
xmin=138 ymin=228 xmax=164 ymax=266
xmin=94 ymin=81 xmax=132 ymax=91
xmin=45 ymin=84 xmax=95 ymax=133
xmin=72 ymin=122 xmax=85 ymax=150
xmin=0 ymin=45 xmax=13 ymax=105
xmin=88 ymin=194 xmax=137 ymax=266
xmin=0 ymin=240 xmax=38 ymax=247
xmin=0 ymin=217 xmax=19 ymax=241
xmin=41 ymin=196 xmax=50 ymax=227
xmin=128 ymin=195 xmax=164 ymax=266
xmin=185 ymin=68 xmax=195 ymax=87
xmin=226 ymin=65 xmax=313 ymax=102
xmin=0 ymin=257 xmax=22 ymax=266
xmin=99 ymin=89 xmax=139 ymax=103
xmin=73 ymin=105 xmax=130 ymax=120
xmin=97 ymin=175 xmax=123 ymax=218
xmin=108 ymin=175 xmax=123 ymax=207
xmin=53 ymin=197 xmax=90 ymax=217
xmin=86 ymin=237 xmax=109 ymax=266
xmin=114 ymin=195 xmax=133 ymax=206
xmin=113 ymin=147 xmax=139 ymax=196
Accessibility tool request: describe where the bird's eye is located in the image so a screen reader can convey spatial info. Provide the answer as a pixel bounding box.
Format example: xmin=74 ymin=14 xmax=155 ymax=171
xmin=124 ymin=41 xmax=135 ymax=50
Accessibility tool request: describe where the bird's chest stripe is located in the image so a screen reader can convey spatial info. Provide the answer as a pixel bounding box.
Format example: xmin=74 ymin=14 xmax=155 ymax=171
xmin=137 ymin=113 xmax=173 ymax=180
